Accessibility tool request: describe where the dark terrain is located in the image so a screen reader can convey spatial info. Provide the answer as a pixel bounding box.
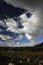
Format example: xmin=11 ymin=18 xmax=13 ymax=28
xmin=0 ymin=42 xmax=43 ymax=65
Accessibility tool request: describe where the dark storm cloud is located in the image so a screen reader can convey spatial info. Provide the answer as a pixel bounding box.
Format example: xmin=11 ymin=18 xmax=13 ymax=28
xmin=3 ymin=0 xmax=43 ymax=11
xmin=0 ymin=0 xmax=26 ymax=18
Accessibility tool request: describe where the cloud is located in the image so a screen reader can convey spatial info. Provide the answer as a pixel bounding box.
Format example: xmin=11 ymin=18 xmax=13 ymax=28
xmin=0 ymin=11 xmax=43 ymax=47
xmin=0 ymin=18 xmax=24 ymax=46
xmin=0 ymin=17 xmax=42 ymax=47
xmin=1 ymin=10 xmax=43 ymax=42
xmin=0 ymin=20 xmax=6 ymax=32
xmin=3 ymin=0 xmax=43 ymax=42
xmin=4 ymin=18 xmax=18 ymax=32
xmin=19 ymin=11 xmax=43 ymax=41
xmin=4 ymin=18 xmax=24 ymax=33
xmin=0 ymin=34 xmax=13 ymax=40
xmin=0 ymin=41 xmax=37 ymax=47
xmin=0 ymin=18 xmax=18 ymax=40
xmin=3 ymin=0 xmax=43 ymax=12
xmin=0 ymin=0 xmax=43 ymax=46
xmin=15 ymin=34 xmax=23 ymax=40
xmin=0 ymin=34 xmax=23 ymax=47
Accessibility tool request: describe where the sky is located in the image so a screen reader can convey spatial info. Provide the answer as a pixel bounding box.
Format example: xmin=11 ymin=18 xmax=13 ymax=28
xmin=0 ymin=0 xmax=43 ymax=47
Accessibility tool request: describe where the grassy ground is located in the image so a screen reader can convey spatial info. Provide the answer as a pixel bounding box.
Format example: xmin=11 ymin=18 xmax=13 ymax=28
xmin=0 ymin=47 xmax=43 ymax=65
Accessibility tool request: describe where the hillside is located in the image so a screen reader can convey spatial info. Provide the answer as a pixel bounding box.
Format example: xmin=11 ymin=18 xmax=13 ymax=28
xmin=34 ymin=42 xmax=43 ymax=47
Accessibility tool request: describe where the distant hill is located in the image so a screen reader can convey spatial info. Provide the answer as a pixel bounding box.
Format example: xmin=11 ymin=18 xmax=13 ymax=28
xmin=34 ymin=42 xmax=43 ymax=47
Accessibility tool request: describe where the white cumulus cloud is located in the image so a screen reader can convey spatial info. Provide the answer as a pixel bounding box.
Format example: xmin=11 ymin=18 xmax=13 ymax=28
xmin=4 ymin=18 xmax=18 ymax=32
xmin=0 ymin=34 xmax=13 ymax=40
xmin=19 ymin=11 xmax=43 ymax=41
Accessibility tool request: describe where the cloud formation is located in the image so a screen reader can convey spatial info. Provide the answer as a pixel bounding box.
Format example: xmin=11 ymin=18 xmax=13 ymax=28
xmin=5 ymin=18 xmax=18 ymax=32
xmin=0 ymin=17 xmax=24 ymax=47
xmin=4 ymin=0 xmax=43 ymax=11
xmin=0 ymin=15 xmax=43 ymax=47
xmin=0 ymin=0 xmax=43 ymax=47
xmin=0 ymin=40 xmax=40 ymax=47
xmin=1 ymin=10 xmax=43 ymax=42
xmin=3 ymin=0 xmax=43 ymax=42
xmin=19 ymin=11 xmax=43 ymax=41
xmin=0 ymin=20 xmax=11 ymax=41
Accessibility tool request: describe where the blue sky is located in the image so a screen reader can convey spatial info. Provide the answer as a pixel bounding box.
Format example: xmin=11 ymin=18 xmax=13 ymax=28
xmin=16 ymin=34 xmax=43 ymax=44
xmin=36 ymin=36 xmax=43 ymax=43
